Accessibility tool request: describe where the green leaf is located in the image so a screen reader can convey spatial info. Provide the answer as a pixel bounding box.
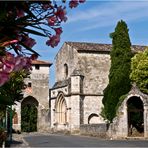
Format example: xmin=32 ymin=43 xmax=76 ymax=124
xmin=17 ymin=26 xmax=47 ymax=37
xmin=20 ymin=42 xmax=40 ymax=56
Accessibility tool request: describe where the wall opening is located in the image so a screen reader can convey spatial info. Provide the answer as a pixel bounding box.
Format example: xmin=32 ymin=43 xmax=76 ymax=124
xmin=64 ymin=63 xmax=68 ymax=79
xmin=21 ymin=96 xmax=38 ymax=132
xmin=88 ymin=113 xmax=99 ymax=124
xmin=35 ymin=64 xmax=40 ymax=70
xmin=127 ymin=96 xmax=144 ymax=137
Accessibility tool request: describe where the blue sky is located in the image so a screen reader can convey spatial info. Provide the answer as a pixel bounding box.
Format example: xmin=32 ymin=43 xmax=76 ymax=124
xmin=32 ymin=0 xmax=148 ymax=86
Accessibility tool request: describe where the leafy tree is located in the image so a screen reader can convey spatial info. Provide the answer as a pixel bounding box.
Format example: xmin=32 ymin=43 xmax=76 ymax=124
xmin=130 ymin=48 xmax=148 ymax=94
xmin=102 ymin=20 xmax=132 ymax=122
xmin=0 ymin=69 xmax=30 ymax=105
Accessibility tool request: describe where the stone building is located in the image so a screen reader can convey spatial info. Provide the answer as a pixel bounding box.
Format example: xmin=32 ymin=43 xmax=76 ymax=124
xmin=13 ymin=60 xmax=52 ymax=132
xmin=50 ymin=41 xmax=148 ymax=138
xmin=50 ymin=42 xmax=111 ymax=132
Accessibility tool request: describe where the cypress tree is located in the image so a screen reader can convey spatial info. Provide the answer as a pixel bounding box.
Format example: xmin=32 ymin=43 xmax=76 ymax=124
xmin=102 ymin=20 xmax=132 ymax=122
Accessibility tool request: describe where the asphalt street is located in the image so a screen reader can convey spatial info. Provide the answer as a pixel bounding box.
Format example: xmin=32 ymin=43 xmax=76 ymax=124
xmin=23 ymin=133 xmax=148 ymax=147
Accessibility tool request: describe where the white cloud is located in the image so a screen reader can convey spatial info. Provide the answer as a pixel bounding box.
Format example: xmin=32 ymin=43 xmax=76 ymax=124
xmin=67 ymin=1 xmax=148 ymax=31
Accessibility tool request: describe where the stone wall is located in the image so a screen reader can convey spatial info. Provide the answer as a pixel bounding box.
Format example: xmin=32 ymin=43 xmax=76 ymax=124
xmin=77 ymin=53 xmax=110 ymax=94
xmin=83 ymin=96 xmax=105 ymax=124
xmin=55 ymin=43 xmax=111 ymax=95
xmin=80 ymin=124 xmax=108 ymax=138
xmin=55 ymin=44 xmax=78 ymax=82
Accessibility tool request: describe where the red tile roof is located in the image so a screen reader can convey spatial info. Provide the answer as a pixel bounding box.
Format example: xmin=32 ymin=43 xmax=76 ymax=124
xmin=31 ymin=60 xmax=52 ymax=66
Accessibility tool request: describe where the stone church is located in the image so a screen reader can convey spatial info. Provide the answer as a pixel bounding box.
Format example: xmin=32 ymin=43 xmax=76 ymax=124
xmin=13 ymin=60 xmax=52 ymax=132
xmin=50 ymin=41 xmax=148 ymax=138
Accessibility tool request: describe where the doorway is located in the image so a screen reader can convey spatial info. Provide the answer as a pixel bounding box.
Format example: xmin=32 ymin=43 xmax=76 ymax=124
xmin=21 ymin=96 xmax=38 ymax=132
xmin=127 ymin=96 xmax=144 ymax=137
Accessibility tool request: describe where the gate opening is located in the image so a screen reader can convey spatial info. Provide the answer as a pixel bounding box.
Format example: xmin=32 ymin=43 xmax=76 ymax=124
xmin=127 ymin=96 xmax=144 ymax=137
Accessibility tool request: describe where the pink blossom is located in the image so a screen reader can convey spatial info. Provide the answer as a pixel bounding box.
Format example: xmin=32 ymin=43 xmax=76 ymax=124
xmin=69 ymin=0 xmax=79 ymax=8
xmin=23 ymin=37 xmax=36 ymax=48
xmin=46 ymin=35 xmax=60 ymax=48
xmin=0 ymin=71 xmax=9 ymax=86
xmin=14 ymin=56 xmax=31 ymax=71
xmin=54 ymin=28 xmax=63 ymax=35
xmin=55 ymin=6 xmax=67 ymax=22
xmin=3 ymin=61 xmax=15 ymax=73
xmin=42 ymin=4 xmax=53 ymax=10
xmin=47 ymin=16 xmax=57 ymax=26
xmin=30 ymin=54 xmax=38 ymax=60
xmin=1 ymin=40 xmax=18 ymax=47
xmin=16 ymin=9 xmax=25 ymax=18
xmin=1 ymin=52 xmax=15 ymax=73
xmin=79 ymin=0 xmax=86 ymax=3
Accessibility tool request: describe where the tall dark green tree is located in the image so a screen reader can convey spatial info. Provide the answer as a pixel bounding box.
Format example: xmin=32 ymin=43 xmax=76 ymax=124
xmin=102 ymin=20 xmax=132 ymax=122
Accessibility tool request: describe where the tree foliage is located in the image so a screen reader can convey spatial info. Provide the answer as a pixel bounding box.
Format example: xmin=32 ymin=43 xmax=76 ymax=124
xmin=130 ymin=48 xmax=148 ymax=94
xmin=102 ymin=20 xmax=132 ymax=122
xmin=0 ymin=69 xmax=30 ymax=105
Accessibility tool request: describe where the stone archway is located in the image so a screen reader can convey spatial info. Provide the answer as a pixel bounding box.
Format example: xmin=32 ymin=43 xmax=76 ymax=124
xmin=55 ymin=93 xmax=67 ymax=125
xmin=127 ymin=96 xmax=144 ymax=137
xmin=88 ymin=113 xmax=99 ymax=124
xmin=21 ymin=96 xmax=39 ymax=132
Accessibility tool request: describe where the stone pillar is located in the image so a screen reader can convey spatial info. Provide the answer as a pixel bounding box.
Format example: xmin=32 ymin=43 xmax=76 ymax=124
xmin=144 ymin=105 xmax=148 ymax=138
xmin=70 ymin=95 xmax=80 ymax=131
xmin=37 ymin=105 xmax=50 ymax=132
xmin=70 ymin=72 xmax=83 ymax=132
xmin=50 ymin=99 xmax=56 ymax=128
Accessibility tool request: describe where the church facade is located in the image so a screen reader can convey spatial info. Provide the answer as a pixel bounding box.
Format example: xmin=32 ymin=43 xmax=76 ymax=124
xmin=50 ymin=41 xmax=148 ymax=138
xmin=50 ymin=42 xmax=113 ymax=132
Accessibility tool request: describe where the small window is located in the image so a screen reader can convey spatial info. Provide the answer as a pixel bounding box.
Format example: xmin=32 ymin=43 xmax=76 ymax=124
xmin=35 ymin=64 xmax=40 ymax=70
xmin=64 ymin=63 xmax=68 ymax=78
xmin=28 ymin=82 xmax=32 ymax=88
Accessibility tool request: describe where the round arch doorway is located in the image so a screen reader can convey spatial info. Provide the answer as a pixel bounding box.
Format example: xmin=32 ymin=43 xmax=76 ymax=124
xmin=21 ymin=96 xmax=38 ymax=132
xmin=127 ymin=96 xmax=144 ymax=137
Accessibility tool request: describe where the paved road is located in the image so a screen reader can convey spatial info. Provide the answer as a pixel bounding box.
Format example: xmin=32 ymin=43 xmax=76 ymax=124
xmin=23 ymin=133 xmax=148 ymax=147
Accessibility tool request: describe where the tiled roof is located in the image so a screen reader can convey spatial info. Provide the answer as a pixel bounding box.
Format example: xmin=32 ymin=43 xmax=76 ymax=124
xmin=65 ymin=41 xmax=146 ymax=53
xmin=31 ymin=60 xmax=52 ymax=65
xmin=52 ymin=79 xmax=70 ymax=89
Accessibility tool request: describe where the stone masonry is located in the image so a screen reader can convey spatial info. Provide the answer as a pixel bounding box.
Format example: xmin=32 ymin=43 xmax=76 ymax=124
xmin=13 ymin=60 xmax=52 ymax=132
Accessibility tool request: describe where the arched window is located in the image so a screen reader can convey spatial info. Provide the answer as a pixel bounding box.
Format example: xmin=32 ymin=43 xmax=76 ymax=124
xmin=55 ymin=93 xmax=67 ymax=124
xmin=88 ymin=113 xmax=99 ymax=124
xmin=64 ymin=63 xmax=68 ymax=79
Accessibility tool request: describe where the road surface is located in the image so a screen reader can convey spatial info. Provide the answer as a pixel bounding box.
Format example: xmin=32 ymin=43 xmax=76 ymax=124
xmin=23 ymin=133 xmax=148 ymax=147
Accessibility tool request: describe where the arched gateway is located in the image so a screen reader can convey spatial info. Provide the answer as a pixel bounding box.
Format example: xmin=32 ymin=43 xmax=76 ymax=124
xmin=21 ymin=96 xmax=39 ymax=132
xmin=109 ymin=85 xmax=148 ymax=139
xmin=127 ymin=96 xmax=144 ymax=137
